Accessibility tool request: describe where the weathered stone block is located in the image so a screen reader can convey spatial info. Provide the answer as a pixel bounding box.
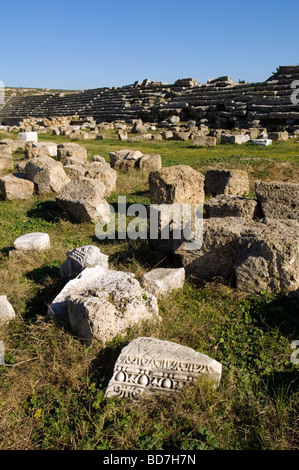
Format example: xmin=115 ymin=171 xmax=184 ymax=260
xmin=204 ymin=195 xmax=261 ymax=220
xmin=0 ymin=174 xmax=34 ymax=200
xmin=149 ymin=165 xmax=205 ymax=205
xmin=139 ymin=267 xmax=185 ymax=298
xmin=25 ymin=156 xmax=71 ymax=195
xmin=56 ymin=178 xmax=110 ymax=223
xmin=204 ymin=169 xmax=249 ymax=196
xmin=255 ymin=180 xmax=299 ymax=221
xmin=60 ymin=245 xmax=109 ymax=279
xmin=105 ymin=337 xmax=222 ymax=399
xmin=0 ymin=296 xmax=15 ymax=324
xmin=14 ymin=232 xmax=50 ymax=251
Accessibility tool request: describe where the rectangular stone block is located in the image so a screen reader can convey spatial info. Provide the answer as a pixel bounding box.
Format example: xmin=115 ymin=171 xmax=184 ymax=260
xmin=18 ymin=132 xmax=38 ymax=143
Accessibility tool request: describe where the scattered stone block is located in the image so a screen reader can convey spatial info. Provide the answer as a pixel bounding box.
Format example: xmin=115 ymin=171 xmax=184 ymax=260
xmin=138 ymin=154 xmax=162 ymax=171
xmin=250 ymin=139 xmax=272 ymax=146
xmin=0 ymin=149 xmax=13 ymax=170
xmin=48 ymin=266 xmax=159 ymax=329
xmin=193 ymin=135 xmax=216 ymax=147
xmin=56 ymin=178 xmax=110 ymax=223
xmin=60 ymin=245 xmax=109 ymax=279
xmin=0 ymin=174 xmax=34 ymax=200
xmin=57 ymin=143 xmax=87 ymax=163
xmin=25 ymin=156 xmax=71 ymax=195
xmin=0 ymin=296 xmax=15 ymax=324
xmin=83 ymin=163 xmax=117 ymax=196
xmin=14 ymin=232 xmax=50 ymax=251
xmin=18 ymin=132 xmax=38 ymax=143
xmin=149 ymin=165 xmax=205 ymax=205
xmin=204 ymin=195 xmax=261 ymax=220
xmin=33 ymin=142 xmax=57 ymax=157
xmin=268 ymin=131 xmax=289 ymax=142
xmin=109 ymin=150 xmax=143 ymax=168
xmin=175 ymin=217 xmax=299 ymax=294
xmin=139 ymin=267 xmax=185 ymax=298
xmin=67 ymin=272 xmax=159 ymax=345
xmin=204 ymin=169 xmax=249 ymax=196
xmin=105 ymin=337 xmax=222 ymax=400
xmin=255 ymin=180 xmax=299 ymax=221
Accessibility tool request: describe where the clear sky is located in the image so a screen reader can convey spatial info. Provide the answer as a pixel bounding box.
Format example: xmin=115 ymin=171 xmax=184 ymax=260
xmin=1 ymin=0 xmax=298 ymax=90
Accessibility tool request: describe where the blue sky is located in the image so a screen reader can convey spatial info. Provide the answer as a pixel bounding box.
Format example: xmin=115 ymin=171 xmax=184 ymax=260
xmin=1 ymin=0 xmax=298 ymax=90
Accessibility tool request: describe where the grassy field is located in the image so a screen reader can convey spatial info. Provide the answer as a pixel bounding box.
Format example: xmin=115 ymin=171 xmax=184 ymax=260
xmin=0 ymin=131 xmax=298 ymax=450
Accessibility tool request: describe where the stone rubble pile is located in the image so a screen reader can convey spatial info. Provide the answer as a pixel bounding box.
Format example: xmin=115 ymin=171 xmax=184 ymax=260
xmin=148 ymin=165 xmax=299 ymax=295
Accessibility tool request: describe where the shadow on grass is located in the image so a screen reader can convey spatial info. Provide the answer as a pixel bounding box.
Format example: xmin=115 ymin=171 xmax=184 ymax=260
xmin=246 ymin=292 xmax=299 ymax=338
xmin=24 ymin=264 xmax=65 ymax=321
xmin=26 ymin=200 xmax=65 ymax=223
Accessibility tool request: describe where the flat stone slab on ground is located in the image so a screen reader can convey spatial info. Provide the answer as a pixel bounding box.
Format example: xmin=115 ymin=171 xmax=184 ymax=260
xmin=105 ymin=337 xmax=222 ymax=400
xmin=250 ymin=139 xmax=272 ymax=146
xmin=14 ymin=232 xmax=50 ymax=251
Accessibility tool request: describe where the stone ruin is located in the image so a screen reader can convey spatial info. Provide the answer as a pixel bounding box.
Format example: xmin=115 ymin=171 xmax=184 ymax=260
xmin=0 ymin=65 xmax=298 ymax=132
xmin=148 ymin=165 xmax=299 ymax=295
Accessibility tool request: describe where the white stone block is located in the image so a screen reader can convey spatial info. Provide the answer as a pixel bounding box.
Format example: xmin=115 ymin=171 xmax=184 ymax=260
xmin=250 ymin=139 xmax=272 ymax=146
xmin=18 ymin=132 xmax=38 ymax=143
xmin=14 ymin=232 xmax=50 ymax=251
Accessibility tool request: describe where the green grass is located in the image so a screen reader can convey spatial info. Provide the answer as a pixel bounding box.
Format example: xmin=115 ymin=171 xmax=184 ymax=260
xmin=36 ymin=132 xmax=299 ymax=189
xmin=0 ymin=132 xmax=298 ymax=450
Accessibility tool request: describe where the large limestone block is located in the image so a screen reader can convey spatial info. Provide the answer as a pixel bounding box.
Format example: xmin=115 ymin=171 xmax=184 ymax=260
xmin=176 ymin=217 xmax=244 ymax=281
xmin=0 ymin=148 xmax=13 ymax=170
xmin=14 ymin=232 xmax=50 ymax=251
xmin=57 ymin=143 xmax=87 ymax=163
xmin=109 ymin=150 xmax=143 ymax=168
xmin=0 ymin=296 xmax=16 ymax=324
xmin=48 ymin=266 xmax=159 ymax=328
xmin=33 ymin=142 xmax=57 ymax=157
xmin=235 ymin=219 xmax=299 ymax=294
xmin=63 ymin=164 xmax=86 ymax=180
xmin=60 ymin=245 xmax=109 ymax=279
xmin=204 ymin=169 xmax=249 ymax=196
xmin=149 ymin=165 xmax=205 ymax=205
xmin=139 ymin=268 xmax=185 ymax=298
xmin=67 ymin=274 xmax=159 ymax=345
xmin=0 ymin=174 xmax=34 ymax=200
xmin=204 ymin=195 xmax=261 ymax=220
xmin=255 ymin=181 xmax=299 ymax=221
xmin=84 ymin=163 xmax=117 ymax=196
xmin=138 ymin=154 xmax=162 ymax=171
xmin=105 ymin=337 xmax=222 ymax=400
xmin=193 ymin=135 xmax=216 ymax=147
xmin=25 ymin=156 xmax=71 ymax=195
xmin=176 ymin=217 xmax=299 ymax=294
xmin=268 ymin=131 xmax=289 ymax=142
xmin=0 ymin=139 xmax=25 ymax=151
xmin=56 ymin=178 xmax=109 ymax=223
